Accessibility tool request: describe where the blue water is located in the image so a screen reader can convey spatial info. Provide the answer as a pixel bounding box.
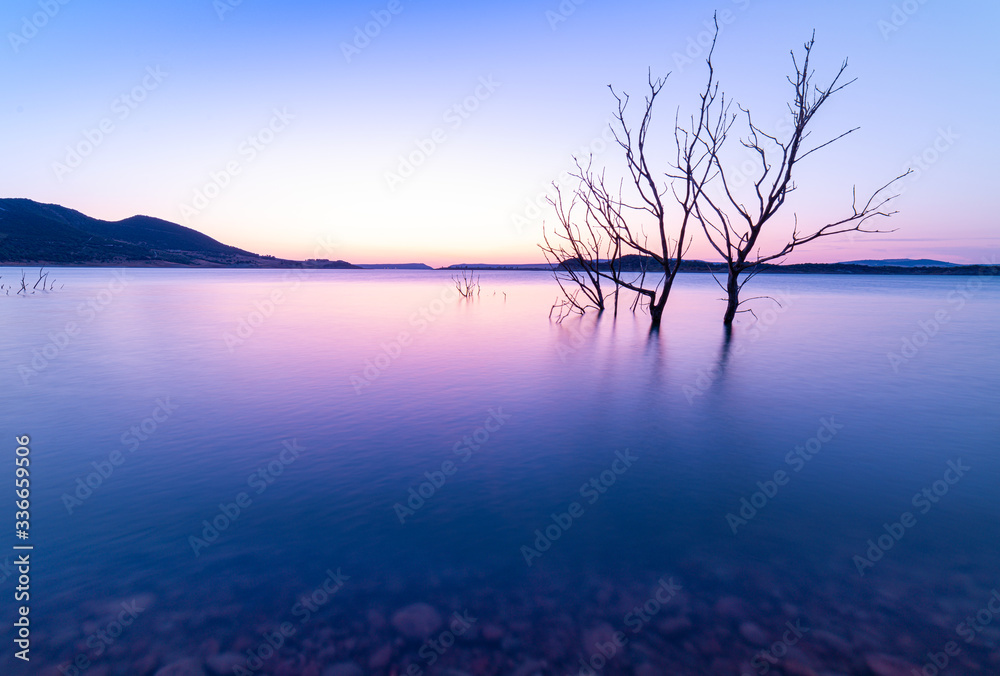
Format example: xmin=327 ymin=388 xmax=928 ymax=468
xmin=3 ymin=268 xmax=999 ymax=674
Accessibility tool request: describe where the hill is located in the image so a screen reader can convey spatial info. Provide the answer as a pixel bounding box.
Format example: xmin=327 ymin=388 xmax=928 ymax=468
xmin=461 ymin=255 xmax=993 ymax=276
xmin=356 ymin=263 xmax=434 ymax=270
xmin=839 ymin=258 xmax=959 ymax=268
xmin=0 ymin=198 xmax=357 ymax=268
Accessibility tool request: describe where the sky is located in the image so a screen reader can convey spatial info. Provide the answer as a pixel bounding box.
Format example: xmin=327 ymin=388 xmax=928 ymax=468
xmin=1 ymin=0 xmax=997 ymax=267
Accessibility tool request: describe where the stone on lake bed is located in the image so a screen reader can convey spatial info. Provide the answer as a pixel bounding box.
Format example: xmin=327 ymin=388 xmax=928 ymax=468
xmin=391 ymin=602 xmax=444 ymax=639
xmin=581 ymin=623 xmax=620 ymax=658
xmin=781 ymin=660 xmax=820 ymax=676
xmin=322 ymin=662 xmax=364 ymax=676
xmin=738 ymin=621 xmax=770 ymax=647
xmin=714 ymin=596 xmax=751 ymax=620
xmin=154 ymin=659 xmax=206 ymax=676
xmin=865 ymin=653 xmax=923 ymax=676
xmin=205 ymin=653 xmax=244 ymax=675
xmin=510 ymin=660 xmax=546 ymax=676
xmin=656 ymin=616 xmax=692 ymax=636
xmin=634 ymin=664 xmax=667 ymax=676
xmin=481 ymin=623 xmax=505 ymax=641
xmin=368 ymin=644 xmax=393 ymax=669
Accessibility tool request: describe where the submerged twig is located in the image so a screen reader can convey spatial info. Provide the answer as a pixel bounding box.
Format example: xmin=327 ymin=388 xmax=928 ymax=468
xmin=452 ymin=270 xmax=481 ymax=298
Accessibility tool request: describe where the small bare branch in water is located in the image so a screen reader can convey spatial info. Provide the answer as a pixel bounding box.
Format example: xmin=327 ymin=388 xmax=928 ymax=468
xmin=8 ymin=268 xmax=62 ymax=296
xmin=452 ymin=270 xmax=481 ymax=298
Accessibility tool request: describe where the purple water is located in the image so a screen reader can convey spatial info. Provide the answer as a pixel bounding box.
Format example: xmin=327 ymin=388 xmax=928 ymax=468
xmin=3 ymin=268 xmax=999 ymax=675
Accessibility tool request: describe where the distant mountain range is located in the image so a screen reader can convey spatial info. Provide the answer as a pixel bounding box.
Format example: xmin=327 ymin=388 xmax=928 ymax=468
xmin=447 ymin=256 xmax=990 ymax=275
xmin=839 ymin=259 xmax=959 ymax=268
xmin=0 ymin=198 xmax=355 ymax=268
xmin=0 ymin=198 xmax=988 ymax=275
xmin=444 ymin=263 xmax=555 ymax=270
xmin=356 ymin=263 xmax=434 ymax=270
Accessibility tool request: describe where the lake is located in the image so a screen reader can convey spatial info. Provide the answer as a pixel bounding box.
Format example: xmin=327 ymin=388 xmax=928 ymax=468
xmin=3 ymin=268 xmax=999 ymax=675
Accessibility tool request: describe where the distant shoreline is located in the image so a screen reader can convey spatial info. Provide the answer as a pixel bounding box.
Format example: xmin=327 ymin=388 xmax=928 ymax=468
xmin=4 ymin=198 xmax=990 ymax=276
xmin=440 ymin=264 xmax=997 ymax=276
xmin=1 ymin=261 xmax=996 ymax=276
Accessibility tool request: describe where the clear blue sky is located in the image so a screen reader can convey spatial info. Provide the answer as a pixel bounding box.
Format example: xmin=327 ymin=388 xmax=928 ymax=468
xmin=1 ymin=0 xmax=996 ymax=265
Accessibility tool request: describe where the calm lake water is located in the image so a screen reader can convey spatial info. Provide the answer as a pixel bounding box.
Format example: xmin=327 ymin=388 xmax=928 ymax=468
xmin=3 ymin=268 xmax=999 ymax=675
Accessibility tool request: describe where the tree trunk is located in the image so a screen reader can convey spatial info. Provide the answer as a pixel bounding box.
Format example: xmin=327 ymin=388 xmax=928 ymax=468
xmin=649 ymin=294 xmax=669 ymax=331
xmin=722 ymin=268 xmax=740 ymax=326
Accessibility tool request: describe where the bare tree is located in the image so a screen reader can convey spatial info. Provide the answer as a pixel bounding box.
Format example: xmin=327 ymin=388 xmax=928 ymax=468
xmin=682 ymin=24 xmax=909 ymax=325
xmin=539 ymin=178 xmax=617 ymax=321
xmin=544 ymin=18 xmax=908 ymax=329
xmin=452 ymin=270 xmax=481 ymax=298
xmin=541 ymin=71 xmax=707 ymax=330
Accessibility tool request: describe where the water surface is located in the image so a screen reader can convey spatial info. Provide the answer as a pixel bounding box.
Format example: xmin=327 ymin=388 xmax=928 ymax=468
xmin=3 ymin=268 xmax=999 ymax=675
